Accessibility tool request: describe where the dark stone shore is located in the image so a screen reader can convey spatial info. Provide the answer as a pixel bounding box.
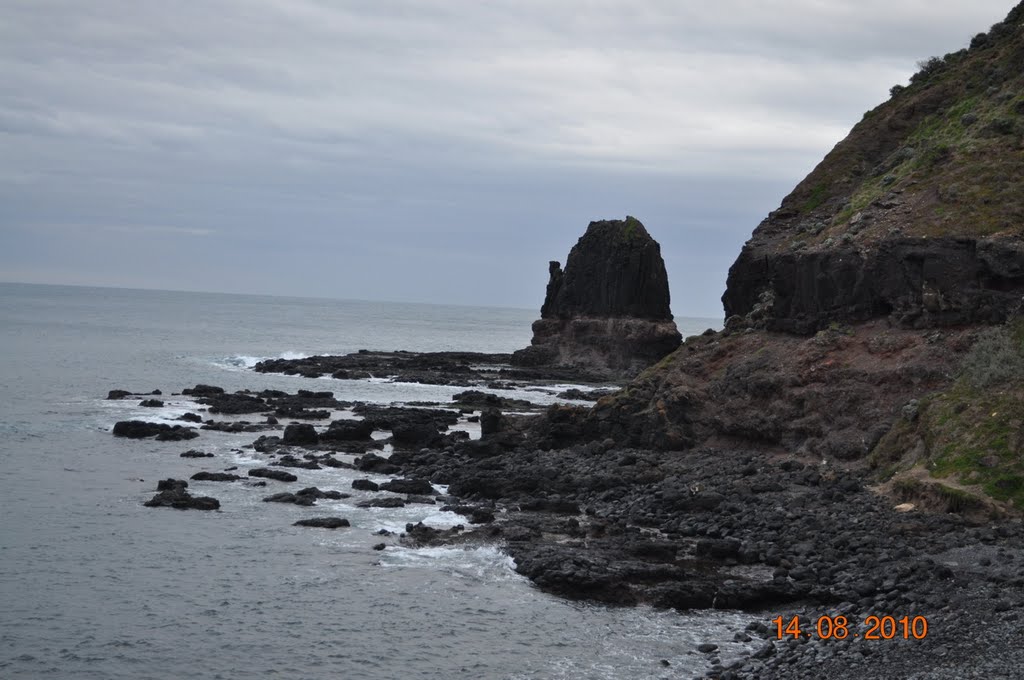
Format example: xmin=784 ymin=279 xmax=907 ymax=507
xmin=121 ymin=373 xmax=1024 ymax=678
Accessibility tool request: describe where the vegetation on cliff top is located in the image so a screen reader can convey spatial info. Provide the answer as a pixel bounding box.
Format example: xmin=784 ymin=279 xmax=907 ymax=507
xmin=772 ymin=2 xmax=1024 ymax=251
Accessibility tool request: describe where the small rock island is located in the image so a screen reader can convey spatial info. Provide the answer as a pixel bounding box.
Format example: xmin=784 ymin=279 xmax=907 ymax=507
xmin=511 ymin=217 xmax=682 ymax=378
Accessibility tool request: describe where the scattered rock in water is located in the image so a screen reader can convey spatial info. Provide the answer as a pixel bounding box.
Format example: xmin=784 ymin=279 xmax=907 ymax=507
xmin=107 ymin=389 xmax=132 ymax=400
xmin=352 ymin=479 xmax=380 ymax=492
xmin=282 ymin=423 xmax=319 ymax=445
xmin=177 ymin=413 xmax=204 ymax=423
xmin=452 ymin=390 xmax=537 ymax=410
xmin=272 ymin=454 xmax=321 ymax=470
xmin=391 ymin=423 xmax=442 ymax=448
xmin=402 ymin=521 xmax=465 ymax=546
xmin=557 ymin=388 xmax=614 ymax=401
xmin=294 ymin=517 xmax=350 ymax=529
xmin=355 ymin=453 xmax=400 ymax=475
xmin=264 ymin=492 xmax=316 ymax=506
xmin=321 ymin=419 xmax=374 ymax=441
xmin=373 ymin=542 xmax=386 ymax=550
xmin=139 ymin=399 xmax=164 ymax=407
xmin=252 ymin=435 xmax=282 ymax=453
xmin=202 ymin=393 xmax=267 ymax=415
xmin=144 ymin=479 xmax=219 ymax=510
xmin=182 ymin=384 xmax=225 ymax=397
xmin=180 ymin=450 xmax=214 ymax=458
xmin=248 ymin=468 xmax=298 ymax=483
xmin=263 ymin=487 xmax=349 ymax=506
xmin=190 ymin=471 xmax=242 ymax=482
xmin=112 ymin=420 xmax=199 ymax=441
xmin=379 ymin=478 xmax=434 ymax=495
xmin=357 ymin=497 xmax=406 ymax=508
xmin=157 ymin=478 xmax=188 ymax=491
xmin=274 ymin=405 xmax=330 ymax=420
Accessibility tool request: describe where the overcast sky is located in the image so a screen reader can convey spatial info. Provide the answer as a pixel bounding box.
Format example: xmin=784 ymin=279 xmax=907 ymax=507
xmin=0 ymin=1 xmax=1015 ymax=317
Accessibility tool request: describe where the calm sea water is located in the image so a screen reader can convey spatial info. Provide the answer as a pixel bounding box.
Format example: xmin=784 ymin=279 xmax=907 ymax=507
xmin=0 ymin=282 xmax=752 ymax=680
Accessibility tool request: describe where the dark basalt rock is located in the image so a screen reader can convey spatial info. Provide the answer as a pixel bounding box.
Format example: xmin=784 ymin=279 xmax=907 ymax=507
xmin=182 ymin=384 xmax=225 ymax=397
xmin=724 ymin=237 xmax=1024 ymax=334
xmin=190 ymin=471 xmax=242 ymax=482
xmin=157 ymin=478 xmax=188 ymax=491
xmin=252 ymin=435 xmax=281 ymax=453
xmin=391 ymin=423 xmax=442 ymax=448
xmin=107 ymin=389 xmax=132 ymax=400
xmin=321 ymin=419 xmax=374 ymax=441
xmin=201 ymin=393 xmax=267 ymax=415
xmin=272 ymin=454 xmax=321 ymax=470
xmin=248 ymin=468 xmax=298 ymax=482
xmin=282 ymin=423 xmax=319 ymax=445
xmin=379 ymin=478 xmax=434 ymax=495
xmin=511 ymin=217 xmax=682 ymax=377
xmin=144 ymin=479 xmax=219 ymax=510
xmin=294 ymin=517 xmax=350 ymax=529
xmin=112 ymin=420 xmax=199 ymax=441
xmin=180 ymin=450 xmax=214 ymax=458
xmin=177 ymin=413 xmax=204 ymax=423
xmin=541 ymin=218 xmax=673 ymax=320
xmin=354 ymin=453 xmax=400 ymax=475
xmin=452 ymin=390 xmax=537 ymax=410
xmin=263 ymin=491 xmax=316 ymax=506
xmin=139 ymin=399 xmax=164 ymax=407
xmin=352 ymin=479 xmax=380 ymax=492
xmin=357 ymin=497 xmax=406 ymax=508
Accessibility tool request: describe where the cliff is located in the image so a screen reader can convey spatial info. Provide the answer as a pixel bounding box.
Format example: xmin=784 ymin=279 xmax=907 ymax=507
xmin=511 ymin=217 xmax=681 ymax=378
xmin=724 ymin=3 xmax=1024 ymax=333
xmin=581 ymin=5 xmax=1024 ymax=514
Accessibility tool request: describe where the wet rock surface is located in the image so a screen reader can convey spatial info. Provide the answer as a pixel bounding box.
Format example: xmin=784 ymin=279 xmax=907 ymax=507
xmin=387 ymin=435 xmax=1024 ymax=679
xmin=113 ymin=420 xmax=198 ymax=441
xmin=143 ymin=479 xmax=220 ymax=510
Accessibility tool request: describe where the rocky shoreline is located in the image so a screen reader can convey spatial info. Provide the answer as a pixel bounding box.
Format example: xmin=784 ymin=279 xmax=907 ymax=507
xmin=114 ymin=351 xmax=1024 ymax=679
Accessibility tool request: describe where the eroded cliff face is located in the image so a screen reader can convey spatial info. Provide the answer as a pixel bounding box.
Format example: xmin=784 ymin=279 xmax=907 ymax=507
xmin=723 ymin=3 xmax=1024 ymax=333
xmin=512 ymin=217 xmax=681 ymax=378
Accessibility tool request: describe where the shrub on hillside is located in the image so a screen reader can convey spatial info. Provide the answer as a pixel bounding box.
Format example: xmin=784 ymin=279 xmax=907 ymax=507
xmin=960 ymin=322 xmax=1024 ymax=388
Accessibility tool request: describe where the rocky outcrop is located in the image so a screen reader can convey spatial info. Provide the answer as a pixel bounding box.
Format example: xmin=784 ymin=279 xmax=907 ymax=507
xmin=512 ymin=217 xmax=682 ymax=377
xmin=725 ymin=235 xmax=1024 ymax=334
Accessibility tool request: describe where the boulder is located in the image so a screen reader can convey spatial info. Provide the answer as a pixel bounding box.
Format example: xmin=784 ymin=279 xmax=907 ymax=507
xmin=143 ymin=480 xmax=219 ymax=510
xmin=282 ymin=423 xmax=319 ymax=445
xmin=190 ymin=471 xmax=242 ymax=482
xmin=294 ymin=517 xmax=350 ymax=529
xmin=182 ymin=384 xmax=225 ymax=397
xmin=112 ymin=420 xmax=198 ymax=441
xmin=379 ymin=478 xmax=434 ymax=495
xmin=321 ymin=419 xmax=374 ymax=441
xmin=352 ymin=479 xmax=380 ymax=492
xmin=248 ymin=468 xmax=298 ymax=482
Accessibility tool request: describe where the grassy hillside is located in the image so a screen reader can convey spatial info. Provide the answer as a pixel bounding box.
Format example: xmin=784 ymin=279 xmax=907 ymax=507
xmin=768 ymin=3 xmax=1024 ymax=252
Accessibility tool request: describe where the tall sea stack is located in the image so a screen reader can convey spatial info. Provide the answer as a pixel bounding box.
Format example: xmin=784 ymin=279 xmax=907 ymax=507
xmin=511 ymin=217 xmax=682 ymax=378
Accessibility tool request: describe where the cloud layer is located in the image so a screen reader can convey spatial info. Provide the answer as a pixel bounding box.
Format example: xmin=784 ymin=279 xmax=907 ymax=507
xmin=0 ymin=1 xmax=1014 ymax=315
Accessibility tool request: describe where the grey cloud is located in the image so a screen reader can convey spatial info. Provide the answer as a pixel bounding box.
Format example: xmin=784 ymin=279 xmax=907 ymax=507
xmin=0 ymin=1 xmax=1015 ymax=316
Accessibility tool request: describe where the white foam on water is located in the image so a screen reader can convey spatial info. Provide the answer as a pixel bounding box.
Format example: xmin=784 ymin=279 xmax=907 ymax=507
xmin=378 ymin=545 xmax=521 ymax=582
xmin=210 ymin=350 xmax=311 ymax=371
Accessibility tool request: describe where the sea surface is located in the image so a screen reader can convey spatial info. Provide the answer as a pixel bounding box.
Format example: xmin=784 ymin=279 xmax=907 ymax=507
xmin=0 ymin=282 xmax=756 ymax=680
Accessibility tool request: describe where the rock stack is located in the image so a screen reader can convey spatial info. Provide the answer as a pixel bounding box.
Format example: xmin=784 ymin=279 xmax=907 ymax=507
xmin=511 ymin=217 xmax=681 ymax=378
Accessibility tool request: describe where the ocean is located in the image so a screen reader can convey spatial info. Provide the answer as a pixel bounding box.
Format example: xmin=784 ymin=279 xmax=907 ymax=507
xmin=0 ymin=282 xmax=757 ymax=680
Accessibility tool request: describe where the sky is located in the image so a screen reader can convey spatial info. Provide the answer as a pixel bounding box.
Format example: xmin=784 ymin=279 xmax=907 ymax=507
xmin=0 ymin=1 xmax=1016 ymax=318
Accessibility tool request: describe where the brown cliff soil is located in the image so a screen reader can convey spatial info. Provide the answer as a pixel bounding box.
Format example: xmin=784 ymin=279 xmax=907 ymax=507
xmin=587 ymin=320 xmax=1023 ymax=515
